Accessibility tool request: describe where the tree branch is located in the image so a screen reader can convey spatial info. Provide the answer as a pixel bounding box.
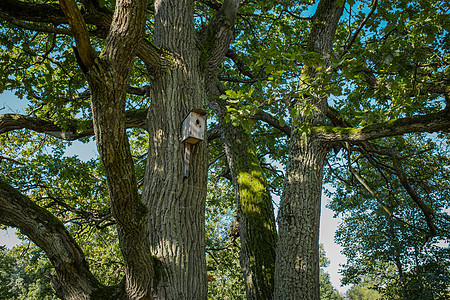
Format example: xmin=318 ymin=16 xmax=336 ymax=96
xmin=225 ymin=49 xmax=264 ymax=80
xmin=0 ymin=109 xmax=148 ymax=140
xmin=360 ymin=143 xmax=438 ymax=237
xmin=0 ymin=0 xmax=68 ymax=24
xmin=218 ymin=75 xmax=267 ymax=84
xmin=284 ymin=9 xmax=313 ymax=21
xmin=0 ymin=0 xmax=111 ymax=38
xmin=445 ymin=85 xmax=450 ymax=110
xmin=0 ymin=0 xmax=164 ymax=75
xmin=207 ymin=125 xmax=222 ymax=141
xmin=220 ymin=103 xmax=449 ymax=144
xmin=202 ymin=0 xmax=240 ymax=79
xmin=340 ymin=0 xmax=378 ymax=58
xmin=345 ymin=144 xmax=393 ymax=216
xmin=0 ymin=180 xmax=112 ymax=299
xmin=315 ymin=109 xmax=450 ymax=142
xmin=58 ymin=0 xmax=96 ymax=71
xmin=252 ymin=111 xmax=292 ymax=136
xmin=0 ymin=155 xmax=25 ymax=165
xmin=75 ymin=85 xmax=152 ymax=99
xmin=198 ymin=0 xmax=222 ymax=11
xmin=0 ymin=11 xmax=72 ymax=35
xmin=327 ymin=106 xmax=441 ymax=236
xmin=345 ymin=150 xmax=431 ymax=235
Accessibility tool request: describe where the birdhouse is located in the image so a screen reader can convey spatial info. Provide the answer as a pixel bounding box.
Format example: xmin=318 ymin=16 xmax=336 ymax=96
xmin=181 ymin=109 xmax=206 ymax=177
xmin=181 ymin=109 xmax=206 ymax=144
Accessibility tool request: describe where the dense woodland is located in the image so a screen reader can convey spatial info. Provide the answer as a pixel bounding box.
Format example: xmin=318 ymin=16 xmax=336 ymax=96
xmin=0 ymin=0 xmax=449 ymax=299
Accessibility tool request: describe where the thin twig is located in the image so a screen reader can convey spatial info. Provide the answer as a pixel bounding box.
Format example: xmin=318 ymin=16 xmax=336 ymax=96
xmin=340 ymin=0 xmax=378 ymax=58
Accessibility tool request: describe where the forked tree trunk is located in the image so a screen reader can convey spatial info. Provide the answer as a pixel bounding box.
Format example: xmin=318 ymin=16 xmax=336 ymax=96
xmin=85 ymin=0 xmax=156 ymax=297
xmin=141 ymin=1 xmax=208 ymax=298
xmin=274 ymin=0 xmax=343 ymax=298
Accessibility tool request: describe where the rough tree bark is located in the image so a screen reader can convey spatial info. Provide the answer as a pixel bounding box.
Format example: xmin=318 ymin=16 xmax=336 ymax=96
xmin=220 ymin=120 xmax=277 ymax=300
xmin=59 ymin=0 xmax=159 ymax=298
xmin=274 ymin=1 xmax=344 ymax=299
xmin=208 ymin=82 xmax=278 ymax=300
xmin=140 ymin=1 xmax=239 ymax=299
xmin=140 ymin=1 xmax=209 ymax=298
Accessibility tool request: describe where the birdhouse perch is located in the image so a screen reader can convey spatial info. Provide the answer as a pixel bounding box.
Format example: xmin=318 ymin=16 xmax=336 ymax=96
xmin=182 ymin=109 xmax=206 ymax=177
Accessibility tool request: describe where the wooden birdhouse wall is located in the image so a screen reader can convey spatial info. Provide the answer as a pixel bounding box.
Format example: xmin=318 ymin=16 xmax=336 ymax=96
xmin=181 ymin=110 xmax=206 ymax=144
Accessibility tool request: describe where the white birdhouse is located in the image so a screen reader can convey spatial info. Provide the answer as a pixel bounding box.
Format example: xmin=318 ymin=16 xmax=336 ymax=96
xmin=181 ymin=109 xmax=206 ymax=177
xmin=181 ymin=109 xmax=206 ymax=144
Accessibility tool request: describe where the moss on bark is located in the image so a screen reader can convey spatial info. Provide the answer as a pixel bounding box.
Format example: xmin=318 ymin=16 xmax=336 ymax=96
xmin=223 ymin=122 xmax=277 ymax=300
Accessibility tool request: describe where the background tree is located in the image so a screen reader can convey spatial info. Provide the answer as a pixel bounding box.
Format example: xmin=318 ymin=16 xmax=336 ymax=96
xmin=0 ymin=245 xmax=55 ymax=299
xmin=319 ymin=244 xmax=344 ymax=300
xmin=326 ymin=134 xmax=450 ymax=299
xmin=345 ymin=281 xmax=381 ymax=300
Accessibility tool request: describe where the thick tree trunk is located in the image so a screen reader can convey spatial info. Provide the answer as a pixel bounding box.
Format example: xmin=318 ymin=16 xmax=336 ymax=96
xmin=141 ymin=1 xmax=208 ymax=298
xmin=222 ymin=122 xmax=277 ymax=300
xmin=274 ymin=133 xmax=328 ymax=300
xmin=143 ymin=64 xmax=208 ymax=300
xmin=88 ymin=65 xmax=155 ymax=299
xmin=83 ymin=0 xmax=157 ymax=297
xmin=60 ymin=0 xmax=156 ymax=298
xmin=208 ymin=83 xmax=277 ymax=299
xmin=274 ymin=1 xmax=343 ymax=298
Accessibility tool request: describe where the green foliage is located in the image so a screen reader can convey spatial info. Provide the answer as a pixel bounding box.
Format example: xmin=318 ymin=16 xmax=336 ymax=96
xmin=345 ymin=281 xmax=381 ymax=300
xmin=332 ymin=0 xmax=449 ymax=126
xmin=382 ymin=261 xmax=450 ymax=300
xmin=325 ymin=134 xmax=450 ymax=299
xmin=320 ymin=244 xmax=344 ymax=300
xmin=0 ymin=27 xmax=90 ymax=124
xmin=0 ymin=0 xmax=449 ymax=298
xmin=77 ymin=226 xmax=124 ymax=286
xmin=0 ymin=246 xmax=55 ymax=300
xmin=205 ymin=176 xmax=246 ymax=299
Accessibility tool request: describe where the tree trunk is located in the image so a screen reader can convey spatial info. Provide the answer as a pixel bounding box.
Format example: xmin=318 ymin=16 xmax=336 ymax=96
xmin=88 ymin=64 xmax=156 ymax=298
xmin=274 ymin=1 xmax=343 ymax=298
xmin=208 ymin=82 xmax=277 ymax=299
xmin=274 ymin=133 xmax=328 ymax=300
xmin=141 ymin=1 xmax=208 ymax=298
xmin=83 ymin=0 xmax=158 ymax=297
xmin=222 ymin=122 xmax=277 ymax=300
